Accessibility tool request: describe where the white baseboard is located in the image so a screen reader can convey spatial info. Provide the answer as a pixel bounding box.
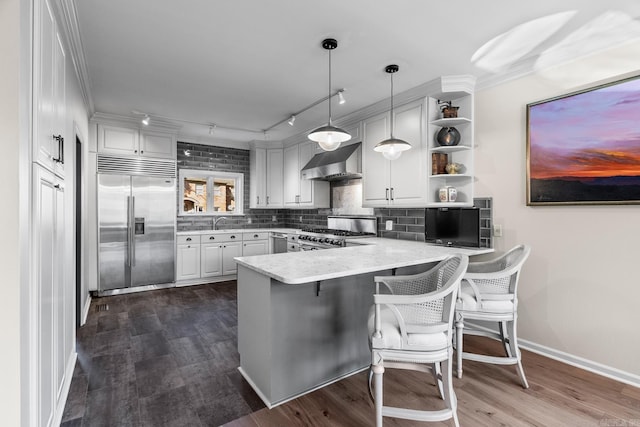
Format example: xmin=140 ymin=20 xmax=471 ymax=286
xmin=52 ymin=351 xmax=78 ymax=427
xmin=81 ymin=293 xmax=91 ymax=326
xmin=518 ymin=339 xmax=640 ymax=389
xmin=465 ymin=321 xmax=640 ymax=389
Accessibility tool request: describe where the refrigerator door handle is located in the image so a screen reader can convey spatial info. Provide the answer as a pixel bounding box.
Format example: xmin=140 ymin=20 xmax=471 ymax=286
xmin=131 ymin=196 xmax=136 ymax=267
xmin=126 ymin=196 xmax=132 ymax=266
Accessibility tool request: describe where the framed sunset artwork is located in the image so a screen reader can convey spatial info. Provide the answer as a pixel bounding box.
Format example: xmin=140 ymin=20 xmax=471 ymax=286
xmin=526 ymin=75 xmax=640 ymax=205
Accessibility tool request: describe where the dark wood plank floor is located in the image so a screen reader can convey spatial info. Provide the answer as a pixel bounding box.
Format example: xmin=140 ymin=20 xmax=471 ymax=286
xmin=62 ymin=281 xmax=640 ymax=427
xmin=61 ymin=281 xmax=265 ymax=427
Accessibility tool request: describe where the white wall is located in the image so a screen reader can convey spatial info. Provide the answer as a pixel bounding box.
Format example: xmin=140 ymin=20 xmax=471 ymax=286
xmin=475 ymin=40 xmax=640 ymax=377
xmin=0 ymin=0 xmax=24 ymax=424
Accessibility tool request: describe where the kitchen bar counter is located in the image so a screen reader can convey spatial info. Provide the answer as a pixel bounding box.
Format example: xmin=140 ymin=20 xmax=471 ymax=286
xmin=236 ymin=239 xmax=492 ymax=408
xmin=176 ymin=227 xmax=299 ymax=235
xmin=235 ymin=237 xmax=493 ymax=284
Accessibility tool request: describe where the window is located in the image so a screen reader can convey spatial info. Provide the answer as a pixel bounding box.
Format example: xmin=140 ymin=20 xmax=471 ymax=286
xmin=179 ymin=169 xmax=243 ymax=216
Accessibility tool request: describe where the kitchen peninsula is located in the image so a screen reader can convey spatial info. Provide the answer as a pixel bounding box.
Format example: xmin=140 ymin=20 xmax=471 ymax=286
xmin=235 ymin=239 xmax=492 ymax=408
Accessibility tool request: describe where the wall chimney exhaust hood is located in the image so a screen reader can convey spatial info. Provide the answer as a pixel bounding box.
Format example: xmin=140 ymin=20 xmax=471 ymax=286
xmin=301 ymin=142 xmax=362 ymax=181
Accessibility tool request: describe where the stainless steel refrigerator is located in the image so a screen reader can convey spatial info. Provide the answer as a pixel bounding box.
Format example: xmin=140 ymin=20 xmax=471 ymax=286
xmin=98 ymin=173 xmax=176 ymax=293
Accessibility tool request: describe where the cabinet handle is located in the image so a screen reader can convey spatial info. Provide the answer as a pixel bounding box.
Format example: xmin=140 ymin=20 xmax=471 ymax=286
xmin=53 ymin=135 xmax=63 ymax=164
xmin=390 ymin=188 xmax=394 ymax=201
xmin=230 ymin=235 xmax=236 ymax=239
xmin=385 ymin=188 xmax=389 ymax=200
xmin=257 ymin=196 xmax=260 ymax=204
xmin=54 ymin=184 xmax=60 ymax=189
xmin=254 ymin=234 xmax=259 ymax=238
xmin=266 ymin=196 xmax=270 ymax=205
xmin=186 ymin=237 xmax=192 ymax=241
xmin=134 ymin=149 xmax=138 ymax=153
xmin=209 ymin=236 xmax=215 ymax=240
xmin=141 ymin=150 xmax=144 ymax=154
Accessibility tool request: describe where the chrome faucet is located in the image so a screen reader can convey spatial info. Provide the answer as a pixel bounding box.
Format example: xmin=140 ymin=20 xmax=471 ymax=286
xmin=213 ymin=216 xmax=228 ymax=230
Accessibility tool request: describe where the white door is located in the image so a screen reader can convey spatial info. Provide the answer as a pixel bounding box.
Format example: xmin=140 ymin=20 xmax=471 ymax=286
xmin=298 ymin=142 xmax=316 ymax=205
xmin=34 ymin=165 xmax=56 ymax=427
xmin=98 ymin=124 xmax=140 ymax=156
xmin=250 ymin=148 xmax=267 ymax=208
xmin=362 ymin=113 xmax=390 ymax=206
xmin=283 ymin=144 xmax=300 ymax=206
xmin=389 ymin=100 xmax=427 ymax=205
xmin=243 ymin=240 xmax=268 ymax=257
xmin=176 ymin=243 xmax=200 ymax=281
xmin=200 ymin=243 xmax=223 ymax=278
xmin=266 ymin=148 xmax=283 ymax=207
xmin=222 ymin=242 xmax=243 ymax=275
xmin=140 ymin=130 xmax=176 ymax=159
xmin=34 ymin=0 xmax=56 ymax=171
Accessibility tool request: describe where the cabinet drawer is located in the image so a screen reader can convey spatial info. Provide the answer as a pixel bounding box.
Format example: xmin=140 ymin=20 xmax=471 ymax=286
xmin=177 ymin=235 xmax=200 ymax=244
xmin=243 ymin=231 xmax=269 ymax=241
xmin=202 ymin=232 xmax=241 ymax=243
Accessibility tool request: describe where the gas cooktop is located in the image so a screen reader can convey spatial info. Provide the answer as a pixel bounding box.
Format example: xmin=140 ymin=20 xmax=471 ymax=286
xmin=300 ymin=227 xmax=376 ymax=237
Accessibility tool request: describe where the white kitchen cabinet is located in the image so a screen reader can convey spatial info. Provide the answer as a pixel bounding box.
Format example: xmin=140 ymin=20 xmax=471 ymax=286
xmin=97 ymin=123 xmax=177 ymax=159
xmin=222 ymin=241 xmax=243 ymax=275
xmin=362 ymin=98 xmax=427 ymax=207
xmin=200 ymin=242 xmax=223 ymax=278
xmin=176 ymin=235 xmax=201 ymax=281
xmin=33 ymin=0 xmax=66 ymax=178
xmin=283 ymin=141 xmax=329 ymax=208
xmin=250 ymin=147 xmax=283 ymax=208
xmin=242 ymin=232 xmax=270 ymax=256
xmin=33 ymin=165 xmax=66 ymax=427
xmin=177 ymin=232 xmax=245 ymax=282
xmin=426 ymin=75 xmax=476 ymax=206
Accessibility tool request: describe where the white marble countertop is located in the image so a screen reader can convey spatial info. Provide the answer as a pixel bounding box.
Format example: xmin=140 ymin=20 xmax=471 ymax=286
xmin=176 ymin=228 xmax=299 ymax=235
xmin=235 ymin=238 xmax=494 ymax=285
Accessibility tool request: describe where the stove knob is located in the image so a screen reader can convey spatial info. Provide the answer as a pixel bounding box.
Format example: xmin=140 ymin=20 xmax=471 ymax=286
xmin=324 ymin=238 xmax=331 ymax=244
xmin=300 ymin=235 xmax=307 ymax=241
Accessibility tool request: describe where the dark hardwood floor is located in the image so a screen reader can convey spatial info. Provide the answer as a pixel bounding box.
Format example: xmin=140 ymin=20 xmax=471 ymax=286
xmin=61 ymin=281 xmax=265 ymax=427
xmin=63 ymin=281 xmax=640 ymax=427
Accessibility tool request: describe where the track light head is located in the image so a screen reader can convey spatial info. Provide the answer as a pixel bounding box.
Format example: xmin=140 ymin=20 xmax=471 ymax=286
xmin=141 ymin=115 xmax=150 ymax=126
xmin=288 ymin=115 xmax=296 ymax=126
xmin=338 ymin=90 xmax=346 ymax=105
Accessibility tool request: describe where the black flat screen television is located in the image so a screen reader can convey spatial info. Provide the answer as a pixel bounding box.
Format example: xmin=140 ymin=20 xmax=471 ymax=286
xmin=425 ymin=207 xmax=480 ymax=248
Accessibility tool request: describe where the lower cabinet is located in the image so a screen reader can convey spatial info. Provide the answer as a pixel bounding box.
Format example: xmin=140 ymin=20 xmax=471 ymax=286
xmin=176 ymin=235 xmax=201 ymax=281
xmin=177 ymin=231 xmax=268 ymax=283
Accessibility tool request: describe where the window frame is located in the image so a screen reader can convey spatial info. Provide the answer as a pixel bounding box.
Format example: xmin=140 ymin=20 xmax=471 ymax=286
xmin=178 ymin=168 xmax=244 ymax=216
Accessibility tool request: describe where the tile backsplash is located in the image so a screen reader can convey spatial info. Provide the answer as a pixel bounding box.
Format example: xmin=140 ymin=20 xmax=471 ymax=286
xmin=175 ymin=142 xmax=492 ymax=247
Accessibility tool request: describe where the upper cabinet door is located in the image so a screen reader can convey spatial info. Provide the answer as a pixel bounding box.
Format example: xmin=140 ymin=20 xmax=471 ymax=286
xmin=362 ymin=112 xmax=391 ymax=207
xmin=283 ymin=144 xmax=300 ymax=206
xmin=250 ymin=148 xmax=267 ymax=208
xmin=140 ymin=130 xmax=177 ymax=159
xmin=266 ymin=148 xmax=284 ymax=208
xmin=34 ymin=0 xmax=65 ymax=176
xmin=97 ymin=124 xmax=140 ymax=156
xmin=389 ymin=99 xmax=427 ymax=206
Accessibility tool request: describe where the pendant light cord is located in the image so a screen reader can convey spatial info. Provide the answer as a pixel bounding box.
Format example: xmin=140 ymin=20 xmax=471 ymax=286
xmin=389 ymin=71 xmax=394 ymax=138
xmin=328 ymin=47 xmax=332 ymax=126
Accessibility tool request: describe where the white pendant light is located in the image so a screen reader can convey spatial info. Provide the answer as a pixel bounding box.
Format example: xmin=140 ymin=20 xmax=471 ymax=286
xmin=308 ymin=38 xmax=351 ymax=151
xmin=374 ymin=64 xmax=412 ymax=160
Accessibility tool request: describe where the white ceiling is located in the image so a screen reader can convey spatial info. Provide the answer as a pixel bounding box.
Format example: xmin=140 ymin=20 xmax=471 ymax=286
xmin=74 ymin=0 xmax=640 ymax=145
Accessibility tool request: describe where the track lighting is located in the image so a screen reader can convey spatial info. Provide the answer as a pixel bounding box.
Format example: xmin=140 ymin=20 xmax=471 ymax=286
xmin=338 ymin=90 xmax=346 ymax=105
xmin=141 ymin=115 xmax=150 ymax=126
xmin=209 ymin=125 xmax=216 ymax=135
xmin=308 ymin=38 xmax=351 ymax=151
xmin=288 ymin=115 xmax=296 ymax=126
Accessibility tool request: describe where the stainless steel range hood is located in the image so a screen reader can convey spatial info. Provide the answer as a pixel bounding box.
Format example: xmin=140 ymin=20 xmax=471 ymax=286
xmin=301 ymin=142 xmax=361 ymax=181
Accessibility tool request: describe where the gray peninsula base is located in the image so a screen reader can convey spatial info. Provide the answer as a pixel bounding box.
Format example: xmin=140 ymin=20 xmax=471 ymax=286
xmin=237 ymin=262 xmax=437 ymax=408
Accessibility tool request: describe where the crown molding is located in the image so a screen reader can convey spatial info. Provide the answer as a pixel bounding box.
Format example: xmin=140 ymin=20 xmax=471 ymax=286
xmin=54 ymin=0 xmax=94 ymax=114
